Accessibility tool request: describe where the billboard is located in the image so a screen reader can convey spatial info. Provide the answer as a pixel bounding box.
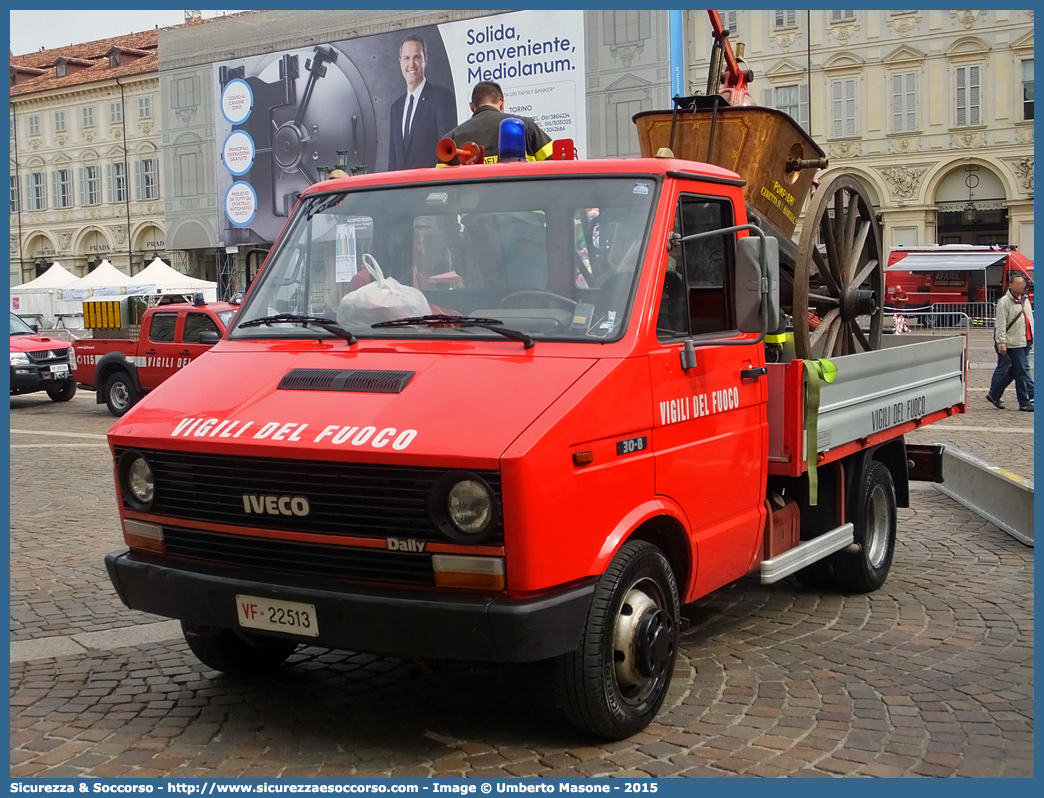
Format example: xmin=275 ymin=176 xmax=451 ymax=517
xmin=214 ymin=10 xmax=587 ymax=244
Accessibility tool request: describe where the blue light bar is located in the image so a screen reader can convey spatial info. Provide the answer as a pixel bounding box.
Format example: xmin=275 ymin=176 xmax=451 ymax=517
xmin=498 ymin=118 xmax=526 ymax=163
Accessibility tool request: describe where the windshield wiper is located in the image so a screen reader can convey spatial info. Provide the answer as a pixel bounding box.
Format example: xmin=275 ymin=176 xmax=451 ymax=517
xmin=237 ymin=313 xmax=357 ymax=345
xmin=371 ymin=314 xmax=535 ymax=350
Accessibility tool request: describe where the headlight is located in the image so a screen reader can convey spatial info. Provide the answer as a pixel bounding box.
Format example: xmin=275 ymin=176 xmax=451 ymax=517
xmin=447 ymin=479 xmax=493 ymax=534
xmin=119 ymin=452 xmax=155 ymax=510
xmin=10 ymin=352 xmax=30 ymax=366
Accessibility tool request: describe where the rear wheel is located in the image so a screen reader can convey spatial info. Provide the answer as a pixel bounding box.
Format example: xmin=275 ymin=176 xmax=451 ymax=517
xmin=182 ymin=622 xmax=298 ymax=675
xmin=556 ymin=540 xmax=679 ymax=739
xmin=104 ymin=371 xmax=138 ymax=417
xmin=46 ymin=380 xmax=76 ymax=402
xmin=833 ymin=461 xmax=897 ymax=593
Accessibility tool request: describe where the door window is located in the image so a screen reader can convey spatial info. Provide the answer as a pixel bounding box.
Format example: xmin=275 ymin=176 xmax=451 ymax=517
xmin=183 ymin=313 xmax=220 ymax=343
xmin=657 ymin=196 xmax=736 ymax=340
xmin=148 ymin=313 xmax=178 ymax=343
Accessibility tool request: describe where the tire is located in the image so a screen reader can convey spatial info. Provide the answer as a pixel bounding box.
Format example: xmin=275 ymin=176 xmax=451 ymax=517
xmin=832 ymin=461 xmax=897 ymax=593
xmin=46 ymin=380 xmax=76 ymax=402
xmin=556 ymin=540 xmax=679 ymax=739
xmin=104 ymin=371 xmax=138 ymax=417
xmin=181 ymin=622 xmax=298 ymax=675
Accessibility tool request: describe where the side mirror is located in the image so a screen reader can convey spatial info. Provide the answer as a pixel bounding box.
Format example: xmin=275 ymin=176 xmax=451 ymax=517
xmin=735 ymin=235 xmax=779 ymax=334
xmin=198 ymin=331 xmax=221 ymax=345
xmin=29 ymin=324 xmax=39 ymax=333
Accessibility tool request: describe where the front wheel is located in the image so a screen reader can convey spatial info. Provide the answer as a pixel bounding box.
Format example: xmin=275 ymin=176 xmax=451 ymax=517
xmin=556 ymin=540 xmax=679 ymax=739
xmin=182 ymin=622 xmax=298 ymax=675
xmin=832 ymin=461 xmax=897 ymax=593
xmin=104 ymin=371 xmax=138 ymax=417
xmin=46 ymin=380 xmax=76 ymax=402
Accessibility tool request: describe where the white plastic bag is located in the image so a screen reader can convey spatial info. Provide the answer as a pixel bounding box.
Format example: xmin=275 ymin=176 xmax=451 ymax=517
xmin=336 ymin=254 xmax=431 ymax=327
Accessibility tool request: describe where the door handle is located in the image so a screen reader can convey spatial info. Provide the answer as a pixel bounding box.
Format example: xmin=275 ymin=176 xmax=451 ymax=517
xmin=740 ymin=367 xmax=768 ymax=380
xmin=179 ymin=350 xmax=191 ymax=356
xmin=145 ymin=349 xmax=157 ymax=356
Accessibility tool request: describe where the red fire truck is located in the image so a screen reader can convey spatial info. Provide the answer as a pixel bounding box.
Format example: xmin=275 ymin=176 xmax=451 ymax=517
xmin=104 ymin=157 xmax=965 ymax=739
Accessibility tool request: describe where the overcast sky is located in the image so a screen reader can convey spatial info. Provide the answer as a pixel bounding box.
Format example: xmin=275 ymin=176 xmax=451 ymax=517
xmin=10 ymin=10 xmax=249 ymax=55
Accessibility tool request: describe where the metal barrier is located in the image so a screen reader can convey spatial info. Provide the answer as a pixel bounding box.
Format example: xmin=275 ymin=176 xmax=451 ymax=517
xmin=883 ymin=308 xmax=971 ymax=335
xmin=935 ymin=447 xmax=1034 ymax=547
xmin=933 ymin=301 xmax=996 ymax=329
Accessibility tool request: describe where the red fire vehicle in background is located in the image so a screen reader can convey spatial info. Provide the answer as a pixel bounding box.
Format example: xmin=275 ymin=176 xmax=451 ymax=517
xmin=10 ymin=312 xmax=77 ymax=402
xmin=886 ymin=244 xmax=1034 ymax=309
xmin=74 ymin=300 xmax=238 ymax=416
xmin=103 ymin=155 xmax=966 ymax=739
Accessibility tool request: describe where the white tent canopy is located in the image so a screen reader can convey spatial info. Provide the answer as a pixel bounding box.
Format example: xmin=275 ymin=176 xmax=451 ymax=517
xmin=59 ymin=259 xmax=132 ymax=301
xmin=126 ymin=257 xmax=217 ymax=301
xmin=10 ymin=261 xmax=84 ymax=327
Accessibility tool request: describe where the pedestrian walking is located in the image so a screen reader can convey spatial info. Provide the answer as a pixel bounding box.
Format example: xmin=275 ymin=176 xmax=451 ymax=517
xmin=986 ymin=274 xmax=1035 ymax=411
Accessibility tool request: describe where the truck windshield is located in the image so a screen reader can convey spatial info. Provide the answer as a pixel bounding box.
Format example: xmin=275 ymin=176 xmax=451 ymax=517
xmin=231 ymin=177 xmax=658 ymax=344
xmin=10 ymin=313 xmax=34 ymax=336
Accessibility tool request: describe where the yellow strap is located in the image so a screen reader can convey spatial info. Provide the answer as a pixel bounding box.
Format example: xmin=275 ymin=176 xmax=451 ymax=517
xmin=534 ymin=141 xmax=554 ymax=161
xmin=801 ymin=358 xmax=837 ymax=507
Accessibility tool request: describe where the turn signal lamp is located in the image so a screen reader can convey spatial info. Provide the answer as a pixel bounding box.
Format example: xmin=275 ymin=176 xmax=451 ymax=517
xmin=498 ymin=118 xmax=526 ymax=163
xmin=432 ymin=554 xmax=506 ymax=591
xmin=123 ymin=519 xmax=165 ymax=554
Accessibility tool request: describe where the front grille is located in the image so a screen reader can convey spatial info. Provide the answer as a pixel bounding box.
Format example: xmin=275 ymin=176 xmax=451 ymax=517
xmin=26 ymin=348 xmax=71 ymax=363
xmin=116 ymin=448 xmax=504 ymax=545
xmin=162 ymin=525 xmax=434 ymax=585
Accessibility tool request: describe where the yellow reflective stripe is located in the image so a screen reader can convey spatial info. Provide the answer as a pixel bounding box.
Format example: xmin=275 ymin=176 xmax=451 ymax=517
xmin=764 ymin=334 xmax=787 ymax=344
xmin=534 ymin=141 xmax=554 ymax=161
xmin=435 ymin=162 xmax=450 ymax=168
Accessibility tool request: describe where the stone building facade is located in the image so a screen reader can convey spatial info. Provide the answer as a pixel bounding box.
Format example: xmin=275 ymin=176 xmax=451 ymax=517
xmin=10 ymin=31 xmax=167 ymax=286
xmin=688 ymin=10 xmax=1034 ymax=256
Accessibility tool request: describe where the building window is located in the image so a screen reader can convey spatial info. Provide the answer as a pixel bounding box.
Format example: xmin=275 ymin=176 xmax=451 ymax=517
xmin=110 ymin=101 xmax=123 ymax=124
xmin=136 ymin=158 xmax=160 ymax=200
xmin=28 ymin=172 xmax=46 ymax=211
xmin=10 ymin=175 xmax=19 ymax=213
xmin=774 ymin=10 xmax=797 ymax=29
xmin=53 ymin=168 xmax=73 ymax=209
xmin=831 ymin=78 xmax=857 ymax=137
xmin=174 ymin=76 xmax=200 ymax=110
xmin=55 ymin=62 xmax=66 ymax=78
xmin=9 ymin=115 xmax=14 ymax=140
xmin=955 ymin=65 xmax=981 ymax=127
xmin=891 ymin=72 xmax=917 ymax=132
xmin=830 ymin=10 xmax=856 ymax=22
xmin=604 ymin=10 xmax=651 ymax=46
xmin=770 ymin=84 xmax=809 ymax=132
xmin=82 ymin=106 xmax=95 ymax=128
xmin=138 ymin=96 xmax=152 ymax=119
xmin=175 ymin=150 xmax=202 ymax=197
xmin=28 ymin=115 xmax=40 ymax=136
xmin=718 ymin=11 xmax=738 ymax=35
xmin=107 ymin=162 xmax=128 ymax=203
xmin=607 ymin=98 xmax=642 ymax=157
xmin=80 ymin=165 xmax=100 ymax=206
xmin=1022 ymin=59 xmax=1033 ymax=121
xmin=54 ymin=110 xmax=66 ymax=133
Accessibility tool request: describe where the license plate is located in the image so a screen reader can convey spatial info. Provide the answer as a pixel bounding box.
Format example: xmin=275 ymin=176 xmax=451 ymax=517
xmin=235 ymin=594 xmax=319 ymax=637
xmin=49 ymin=364 xmax=69 ymax=376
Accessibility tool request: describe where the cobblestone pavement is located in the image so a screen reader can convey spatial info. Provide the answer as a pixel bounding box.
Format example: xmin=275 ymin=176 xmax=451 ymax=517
xmin=9 ymin=332 xmax=1034 ymax=778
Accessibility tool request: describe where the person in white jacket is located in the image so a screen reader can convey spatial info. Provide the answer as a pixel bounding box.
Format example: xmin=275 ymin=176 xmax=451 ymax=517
xmin=987 ymin=274 xmax=1035 ymax=411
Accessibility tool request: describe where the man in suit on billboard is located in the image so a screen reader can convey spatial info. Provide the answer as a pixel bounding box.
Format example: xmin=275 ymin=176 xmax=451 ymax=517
xmin=388 ymin=34 xmax=456 ymax=171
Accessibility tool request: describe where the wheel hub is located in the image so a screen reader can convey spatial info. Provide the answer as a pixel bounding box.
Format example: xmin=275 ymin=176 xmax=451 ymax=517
xmin=634 ymin=609 xmax=674 ymax=679
xmin=842 ymin=286 xmax=878 ymax=320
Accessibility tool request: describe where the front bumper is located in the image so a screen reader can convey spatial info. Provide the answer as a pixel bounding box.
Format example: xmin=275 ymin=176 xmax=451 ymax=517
xmin=105 ymin=549 xmax=595 ymax=662
xmin=10 ymin=363 xmax=74 ymax=394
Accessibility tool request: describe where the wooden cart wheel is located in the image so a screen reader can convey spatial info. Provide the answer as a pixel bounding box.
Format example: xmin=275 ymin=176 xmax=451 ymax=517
xmin=792 ymin=174 xmax=883 ymax=360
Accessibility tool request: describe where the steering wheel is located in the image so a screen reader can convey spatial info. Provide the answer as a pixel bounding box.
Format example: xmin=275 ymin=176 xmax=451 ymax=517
xmin=498 ymin=290 xmax=578 ymax=311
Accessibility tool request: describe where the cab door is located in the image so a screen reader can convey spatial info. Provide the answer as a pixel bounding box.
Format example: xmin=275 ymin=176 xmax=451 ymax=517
xmin=179 ymin=311 xmax=222 ymax=369
xmin=648 ymin=191 xmax=768 ymax=600
xmin=138 ymin=311 xmax=181 ymax=390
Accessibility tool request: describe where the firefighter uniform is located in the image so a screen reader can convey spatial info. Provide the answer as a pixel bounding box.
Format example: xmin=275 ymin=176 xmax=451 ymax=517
xmin=439 ymin=105 xmax=554 ymax=165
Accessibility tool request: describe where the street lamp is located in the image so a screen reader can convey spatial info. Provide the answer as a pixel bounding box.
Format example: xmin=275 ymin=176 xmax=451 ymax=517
xmin=316 ymin=165 xmax=331 ymax=182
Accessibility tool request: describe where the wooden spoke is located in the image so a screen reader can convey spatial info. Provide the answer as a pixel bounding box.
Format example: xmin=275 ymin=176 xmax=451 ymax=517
xmin=847 ymin=221 xmax=871 ymax=283
xmin=811 ymin=243 xmax=840 ymax=296
xmin=823 ymin=316 xmax=844 ymax=356
xmin=843 ymin=191 xmax=860 ymax=281
xmin=851 ymin=320 xmax=872 ymax=352
xmin=809 ymin=308 xmax=841 ymax=348
xmin=808 ymin=292 xmax=840 ymax=307
xmin=852 ymin=257 xmax=879 ymax=290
